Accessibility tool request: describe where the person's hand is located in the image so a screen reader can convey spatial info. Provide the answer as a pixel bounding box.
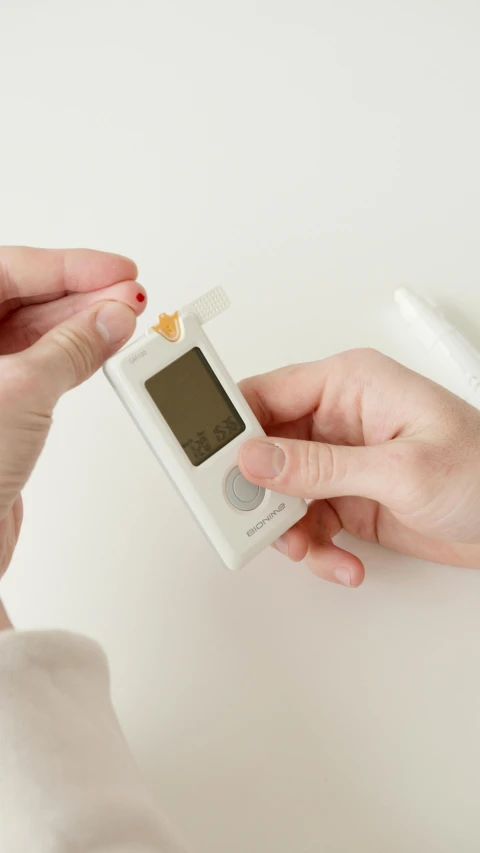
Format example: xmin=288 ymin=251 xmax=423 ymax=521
xmin=238 ymin=349 xmax=480 ymax=587
xmin=0 ymin=247 xmax=147 ymax=628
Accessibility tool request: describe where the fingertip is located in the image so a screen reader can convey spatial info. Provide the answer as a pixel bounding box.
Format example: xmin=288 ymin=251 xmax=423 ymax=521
xmin=102 ymin=281 xmax=147 ymax=316
xmin=238 ymin=438 xmax=285 ymax=482
xmin=101 ymin=250 xmax=138 ymax=281
xmin=122 ymin=281 xmax=147 ymax=316
xmin=306 ymin=542 xmax=365 ymax=587
xmin=333 ymin=563 xmax=365 ymax=588
xmin=349 ymin=563 xmax=365 ymax=587
xmin=118 ymin=254 xmax=138 ymax=280
xmin=237 ymin=441 xmax=251 ymax=478
xmin=95 ymin=301 xmax=137 ymax=347
xmin=133 ymin=284 xmax=147 ymax=313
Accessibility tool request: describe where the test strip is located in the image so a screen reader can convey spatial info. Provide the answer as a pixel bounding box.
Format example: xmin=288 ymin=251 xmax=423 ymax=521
xmin=181 ymin=286 xmax=230 ymax=325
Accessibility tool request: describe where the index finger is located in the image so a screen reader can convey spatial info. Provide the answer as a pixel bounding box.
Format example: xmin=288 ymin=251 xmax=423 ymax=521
xmin=0 ymin=247 xmax=138 ymax=308
xmin=239 ymin=349 xmax=440 ymax=450
xmin=239 ymin=360 xmax=329 ymax=427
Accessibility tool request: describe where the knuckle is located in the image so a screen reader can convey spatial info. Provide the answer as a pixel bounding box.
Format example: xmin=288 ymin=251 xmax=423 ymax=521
xmin=339 ymin=346 xmax=378 ymax=362
xmin=49 ymin=327 xmax=95 ymax=386
xmin=0 ymin=357 xmax=52 ymax=431
xmin=333 ymin=349 xmax=388 ymax=391
xmin=298 ymin=441 xmax=334 ymax=496
xmin=339 ymin=347 xmax=385 ymax=370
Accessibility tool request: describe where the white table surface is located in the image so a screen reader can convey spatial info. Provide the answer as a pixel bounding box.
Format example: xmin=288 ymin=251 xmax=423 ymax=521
xmin=2 ymin=2 xmax=480 ymax=851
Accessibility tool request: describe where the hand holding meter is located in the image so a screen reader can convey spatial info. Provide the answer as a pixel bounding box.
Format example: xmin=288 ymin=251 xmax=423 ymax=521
xmin=104 ymin=288 xmax=307 ymax=569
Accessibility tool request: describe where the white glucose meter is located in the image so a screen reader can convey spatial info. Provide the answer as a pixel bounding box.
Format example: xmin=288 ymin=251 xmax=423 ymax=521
xmin=104 ymin=287 xmax=307 ymax=569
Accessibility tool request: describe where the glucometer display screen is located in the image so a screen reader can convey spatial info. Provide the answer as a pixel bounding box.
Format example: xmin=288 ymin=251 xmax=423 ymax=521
xmin=145 ymin=347 xmax=245 ymax=466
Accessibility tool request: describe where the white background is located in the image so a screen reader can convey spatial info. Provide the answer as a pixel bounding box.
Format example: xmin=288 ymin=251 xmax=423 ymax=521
xmin=1 ymin=1 xmax=480 ymax=851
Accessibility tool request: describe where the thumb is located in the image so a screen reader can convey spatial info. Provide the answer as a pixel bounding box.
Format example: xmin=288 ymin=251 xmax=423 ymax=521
xmin=23 ymin=301 xmax=136 ymax=405
xmin=238 ymin=437 xmax=400 ymax=506
xmin=0 ymin=301 xmax=136 ymax=518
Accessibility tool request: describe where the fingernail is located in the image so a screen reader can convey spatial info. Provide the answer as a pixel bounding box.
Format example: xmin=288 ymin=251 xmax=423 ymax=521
xmin=334 ymin=567 xmax=351 ymax=587
xmin=242 ymin=441 xmax=285 ymax=479
xmin=96 ymin=302 xmax=135 ymax=344
xmin=274 ymin=533 xmax=290 ymax=556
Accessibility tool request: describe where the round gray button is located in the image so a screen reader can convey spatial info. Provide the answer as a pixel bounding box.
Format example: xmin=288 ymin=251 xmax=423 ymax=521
xmin=233 ymin=473 xmax=259 ymax=503
xmin=225 ymin=466 xmax=265 ymax=511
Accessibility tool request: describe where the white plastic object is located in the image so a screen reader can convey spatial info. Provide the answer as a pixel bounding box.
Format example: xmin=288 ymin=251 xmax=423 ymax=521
xmin=394 ymin=287 xmax=480 ymax=398
xmin=104 ymin=299 xmax=306 ymax=569
xmin=182 ymin=286 xmax=230 ymax=325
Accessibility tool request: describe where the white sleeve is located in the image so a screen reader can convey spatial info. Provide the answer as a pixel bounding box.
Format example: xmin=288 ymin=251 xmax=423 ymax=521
xmin=0 ymin=630 xmax=188 ymax=853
